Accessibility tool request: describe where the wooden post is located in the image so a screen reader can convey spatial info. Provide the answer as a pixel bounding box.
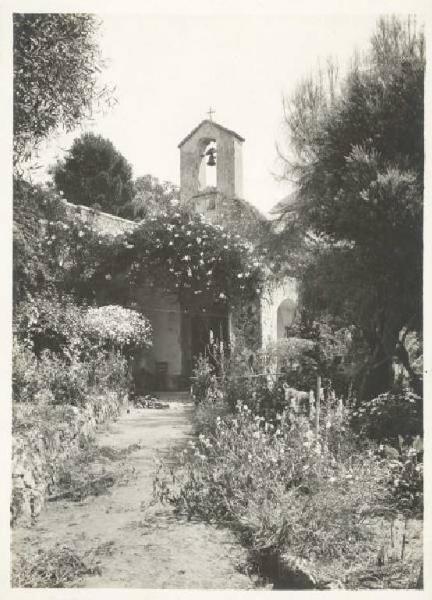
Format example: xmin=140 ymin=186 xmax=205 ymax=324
xmin=309 ymin=390 xmax=315 ymax=420
xmin=401 ymin=517 xmax=408 ymax=561
xmin=315 ymin=375 xmax=321 ymax=436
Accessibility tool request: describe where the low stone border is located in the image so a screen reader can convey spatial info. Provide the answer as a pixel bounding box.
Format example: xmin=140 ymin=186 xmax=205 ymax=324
xmin=11 ymin=392 xmax=127 ymax=526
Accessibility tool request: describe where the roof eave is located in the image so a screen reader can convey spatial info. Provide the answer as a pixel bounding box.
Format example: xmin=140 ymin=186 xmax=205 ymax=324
xmin=178 ymin=119 xmax=245 ymax=148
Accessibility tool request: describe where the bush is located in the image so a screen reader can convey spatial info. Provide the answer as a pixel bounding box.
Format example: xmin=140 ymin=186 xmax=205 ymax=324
xmin=15 ymin=293 xmax=152 ymax=358
xmin=387 ymin=436 xmax=423 ymax=514
xmin=352 ymin=387 xmax=423 ymax=444
xmin=190 ymin=345 xmax=280 ymax=415
xmin=154 ymin=403 xmax=391 ymax=567
xmin=12 ymin=544 xmax=101 ymax=587
xmin=191 ymin=355 xmax=219 ymax=404
xmin=83 ymin=305 xmax=152 ymax=353
xmin=13 ymin=337 xmax=128 ymax=406
xmin=12 ymin=339 xmax=42 ymax=404
xmin=14 ymin=292 xmax=86 ymax=358
xmin=13 ymin=293 xmax=148 ymax=406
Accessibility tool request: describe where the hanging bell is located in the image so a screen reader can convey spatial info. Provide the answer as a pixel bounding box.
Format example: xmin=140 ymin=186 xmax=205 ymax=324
xmin=206 ymin=149 xmax=216 ymax=166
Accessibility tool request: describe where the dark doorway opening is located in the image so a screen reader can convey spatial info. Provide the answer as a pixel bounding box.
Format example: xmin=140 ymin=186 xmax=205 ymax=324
xmin=182 ymin=307 xmax=229 ymax=382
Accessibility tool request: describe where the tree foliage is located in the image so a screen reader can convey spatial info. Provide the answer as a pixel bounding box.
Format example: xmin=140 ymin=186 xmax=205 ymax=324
xmin=14 ymin=13 xmax=110 ymax=165
xmin=276 ymin=16 xmax=424 ymax=398
xmin=51 ymin=133 xmax=134 ymax=215
xmin=120 ymin=175 xmax=180 ymax=220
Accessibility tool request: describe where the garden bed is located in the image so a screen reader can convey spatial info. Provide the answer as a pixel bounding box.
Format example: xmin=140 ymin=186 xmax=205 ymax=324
xmin=11 ymin=391 xmax=126 ymax=526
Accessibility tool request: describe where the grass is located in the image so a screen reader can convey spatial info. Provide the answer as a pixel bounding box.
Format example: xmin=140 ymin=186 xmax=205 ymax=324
xmin=12 ymin=544 xmax=102 ymax=588
xmin=49 ymin=439 xmax=140 ymax=501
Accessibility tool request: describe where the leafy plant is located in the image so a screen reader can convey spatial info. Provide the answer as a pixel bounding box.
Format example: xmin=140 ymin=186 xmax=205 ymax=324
xmin=12 ymin=544 xmax=101 ymax=587
xmin=14 ymin=13 xmax=111 ymax=165
xmin=276 ymin=16 xmax=424 ymax=399
xmin=83 ymin=305 xmax=152 ymax=352
xmin=154 ymin=403 xmax=391 ymax=570
xmin=51 ymin=133 xmax=134 ymax=215
xmin=351 ymin=387 xmax=422 ymax=444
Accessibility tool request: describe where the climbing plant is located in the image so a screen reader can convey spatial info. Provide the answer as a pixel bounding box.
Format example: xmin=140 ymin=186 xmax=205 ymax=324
xmin=15 ymin=181 xmax=266 ymax=312
xmin=93 ymin=208 xmax=266 ymax=309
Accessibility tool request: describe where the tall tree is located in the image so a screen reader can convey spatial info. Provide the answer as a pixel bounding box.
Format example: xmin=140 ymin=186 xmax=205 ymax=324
xmin=51 ymin=133 xmax=134 ymax=215
xmin=119 ymin=174 xmax=180 ymax=220
xmin=14 ymin=13 xmax=111 ymax=165
xmin=276 ymin=16 xmax=424 ymax=398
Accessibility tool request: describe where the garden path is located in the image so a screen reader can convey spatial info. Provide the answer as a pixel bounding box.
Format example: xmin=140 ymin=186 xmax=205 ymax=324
xmin=12 ymin=394 xmax=258 ymax=589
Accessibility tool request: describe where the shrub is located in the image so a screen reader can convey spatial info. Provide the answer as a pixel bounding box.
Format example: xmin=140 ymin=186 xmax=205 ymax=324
xmin=387 ymin=436 xmax=423 ymax=514
xmin=13 ymin=336 xmax=128 ymax=406
xmin=83 ymin=305 xmax=152 ymax=353
xmin=352 ymin=387 xmax=423 ymax=444
xmin=14 ymin=292 xmax=86 ymax=358
xmin=154 ymin=404 xmax=390 ymax=566
xmin=191 ymin=354 xmax=219 ymax=404
xmin=12 ymin=544 xmax=101 ymax=587
xmin=266 ymin=337 xmax=317 ymax=392
xmin=15 ymin=293 xmax=152 ymax=358
xmin=12 ymin=338 xmax=41 ymax=403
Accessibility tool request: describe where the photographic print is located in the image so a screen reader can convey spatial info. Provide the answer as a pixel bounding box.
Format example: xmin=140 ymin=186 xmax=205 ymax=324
xmin=8 ymin=3 xmax=425 ymax=592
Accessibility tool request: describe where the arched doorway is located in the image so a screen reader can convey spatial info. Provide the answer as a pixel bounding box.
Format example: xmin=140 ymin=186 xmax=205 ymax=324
xmin=276 ymin=298 xmax=296 ymax=339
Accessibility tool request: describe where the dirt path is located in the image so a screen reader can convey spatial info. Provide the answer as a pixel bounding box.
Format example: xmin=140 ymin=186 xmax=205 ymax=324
xmin=12 ymin=394 xmax=258 ymax=589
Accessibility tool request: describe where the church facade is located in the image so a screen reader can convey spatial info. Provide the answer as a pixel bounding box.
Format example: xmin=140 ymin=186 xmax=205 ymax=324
xmin=67 ymin=118 xmax=298 ymax=391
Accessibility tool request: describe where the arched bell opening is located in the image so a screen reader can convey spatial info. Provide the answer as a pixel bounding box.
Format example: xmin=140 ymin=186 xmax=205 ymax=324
xmin=198 ymin=138 xmax=217 ymax=191
xmin=276 ymin=298 xmax=297 ymax=339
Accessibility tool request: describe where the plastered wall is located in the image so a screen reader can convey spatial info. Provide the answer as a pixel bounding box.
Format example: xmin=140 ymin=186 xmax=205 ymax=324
xmin=261 ymin=277 xmax=298 ymax=347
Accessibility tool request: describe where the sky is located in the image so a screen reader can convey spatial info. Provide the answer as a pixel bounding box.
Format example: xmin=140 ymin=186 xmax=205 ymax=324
xmin=31 ymin=13 xmax=382 ymax=215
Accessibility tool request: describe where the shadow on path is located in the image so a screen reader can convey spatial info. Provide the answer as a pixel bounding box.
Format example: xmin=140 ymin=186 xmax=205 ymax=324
xmin=12 ymin=397 xmax=258 ymax=589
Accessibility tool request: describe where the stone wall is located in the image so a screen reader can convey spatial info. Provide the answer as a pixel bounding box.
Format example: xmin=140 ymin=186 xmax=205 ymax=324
xmin=261 ymin=278 xmax=298 ymax=347
xmin=63 ymin=200 xmax=137 ymax=237
xmin=179 ymin=120 xmax=244 ymax=205
xmin=11 ymin=392 xmax=125 ymax=526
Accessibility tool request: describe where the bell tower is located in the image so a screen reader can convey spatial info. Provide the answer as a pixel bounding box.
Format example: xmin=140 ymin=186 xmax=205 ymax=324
xmin=178 ymin=115 xmax=244 ymax=219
